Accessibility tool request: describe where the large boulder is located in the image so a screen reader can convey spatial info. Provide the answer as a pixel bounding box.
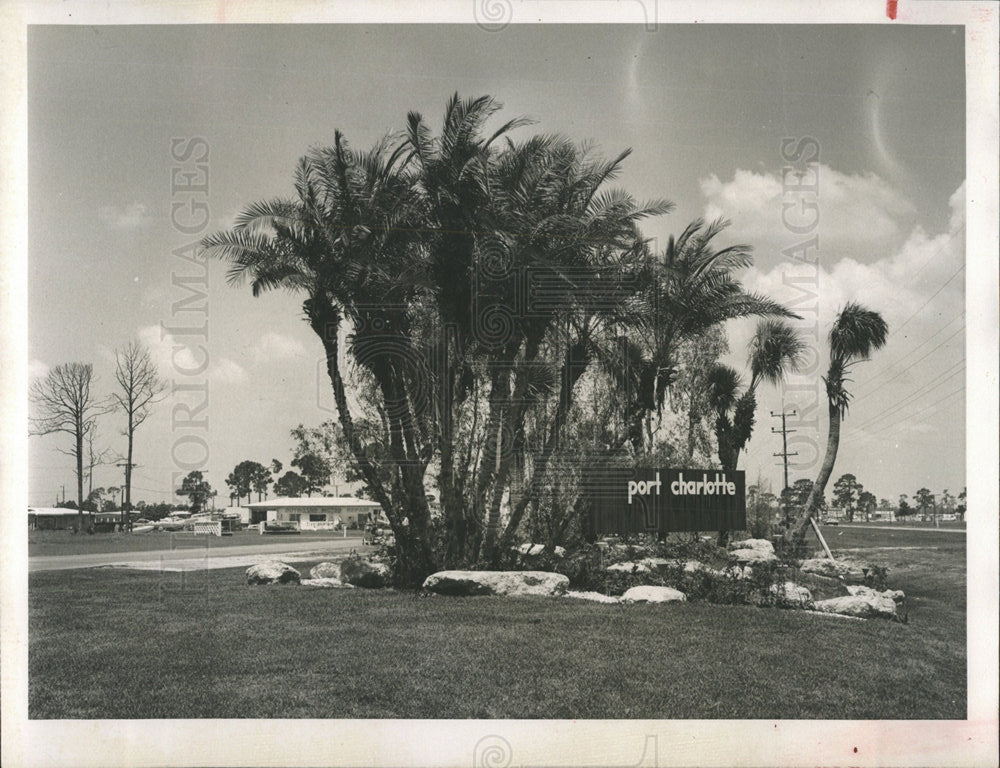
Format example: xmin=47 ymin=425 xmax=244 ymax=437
xmin=622 ymin=585 xmax=687 ymax=603
xmin=309 ymin=562 xmax=342 ymax=580
xmin=847 ymin=584 xmax=906 ymax=604
xmin=729 ymin=548 xmax=777 ymax=564
xmin=301 ymin=577 xmax=354 ymax=589
xmin=246 ymin=561 xmax=301 ymax=585
xmin=813 ymin=587 xmax=901 ymax=620
xmin=422 ymin=570 xmax=569 ymax=597
xmin=605 ymin=561 xmax=651 ymax=573
xmin=769 ymin=581 xmax=814 ymax=609
xmin=729 ymin=538 xmax=774 ymax=554
xmin=799 ymin=558 xmax=865 ymax=582
xmin=339 ymin=558 xmax=391 ymax=588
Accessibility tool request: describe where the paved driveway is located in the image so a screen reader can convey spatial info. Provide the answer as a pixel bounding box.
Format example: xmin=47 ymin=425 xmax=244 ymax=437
xmin=29 ymin=536 xmax=369 ymax=572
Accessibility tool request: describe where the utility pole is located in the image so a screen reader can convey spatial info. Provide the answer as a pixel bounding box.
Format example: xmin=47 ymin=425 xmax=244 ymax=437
xmin=116 ymin=461 xmax=137 ymax=528
xmin=771 ymin=406 xmax=798 ymax=527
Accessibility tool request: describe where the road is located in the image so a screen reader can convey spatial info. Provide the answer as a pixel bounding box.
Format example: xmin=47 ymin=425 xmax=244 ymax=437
xmin=29 ymin=536 xmax=369 ymax=573
xmin=826 ymin=524 xmax=966 ymax=534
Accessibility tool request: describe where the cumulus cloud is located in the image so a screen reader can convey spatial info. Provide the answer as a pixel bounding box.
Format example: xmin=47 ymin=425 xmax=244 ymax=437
xmin=734 ymin=179 xmax=964 ymax=335
xmin=98 ymin=202 xmax=151 ymax=230
xmin=700 ymin=164 xmax=918 ymax=272
xmin=137 ymin=324 xmax=247 ymax=385
xmin=251 ymin=332 xmax=307 ymax=365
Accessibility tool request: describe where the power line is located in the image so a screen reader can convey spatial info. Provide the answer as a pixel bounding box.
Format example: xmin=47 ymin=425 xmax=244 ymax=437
xmin=852 ymin=310 xmax=964 ymax=396
xmin=893 ymin=262 xmax=965 ymax=337
xmin=843 ymin=384 xmax=964 ymax=444
xmin=846 ymin=361 xmax=965 ymax=437
xmin=850 ymin=324 xmax=964 ymax=405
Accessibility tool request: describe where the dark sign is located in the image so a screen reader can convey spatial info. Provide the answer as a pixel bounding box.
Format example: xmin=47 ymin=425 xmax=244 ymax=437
xmin=582 ymin=467 xmax=746 ymax=534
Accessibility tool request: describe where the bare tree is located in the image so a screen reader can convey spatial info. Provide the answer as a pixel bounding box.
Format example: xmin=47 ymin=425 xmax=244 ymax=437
xmin=30 ymin=363 xmax=111 ymax=531
xmin=84 ymin=424 xmax=113 ymax=497
xmin=112 ymin=341 xmax=167 ymax=526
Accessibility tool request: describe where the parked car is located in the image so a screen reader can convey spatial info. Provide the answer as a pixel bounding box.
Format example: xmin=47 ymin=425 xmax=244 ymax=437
xmin=821 ymin=518 xmax=839 ymax=526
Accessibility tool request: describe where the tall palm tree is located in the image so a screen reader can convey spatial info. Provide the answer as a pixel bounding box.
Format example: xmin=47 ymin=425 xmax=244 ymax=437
xmin=784 ymin=302 xmax=888 ymax=550
xmin=202 ymin=129 xmax=443 ymax=582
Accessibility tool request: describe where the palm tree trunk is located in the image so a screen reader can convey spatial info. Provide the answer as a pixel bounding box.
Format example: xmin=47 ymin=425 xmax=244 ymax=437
xmin=498 ymin=336 xmax=589 ymax=554
xmin=309 ymin=303 xmax=395 ymax=520
xmin=785 ymin=399 xmax=841 ymax=551
xmin=475 ymin=359 xmax=513 ymax=561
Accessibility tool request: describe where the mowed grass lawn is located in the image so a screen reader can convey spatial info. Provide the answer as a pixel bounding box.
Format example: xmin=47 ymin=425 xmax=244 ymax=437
xmin=29 ymin=527 xmax=965 ymax=719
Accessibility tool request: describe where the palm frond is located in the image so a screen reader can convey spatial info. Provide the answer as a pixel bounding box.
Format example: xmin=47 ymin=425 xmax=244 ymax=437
xmin=830 ymin=302 xmax=889 ymax=363
xmin=747 ymin=319 xmax=806 ymax=390
xmin=706 ymin=364 xmax=743 ymax=414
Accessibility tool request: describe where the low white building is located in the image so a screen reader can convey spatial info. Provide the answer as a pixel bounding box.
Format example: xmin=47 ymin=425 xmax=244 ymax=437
xmin=245 ymin=497 xmax=382 ymax=530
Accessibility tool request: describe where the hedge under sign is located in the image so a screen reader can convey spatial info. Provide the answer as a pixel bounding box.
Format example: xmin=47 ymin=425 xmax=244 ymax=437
xmin=582 ymin=468 xmax=746 ymax=534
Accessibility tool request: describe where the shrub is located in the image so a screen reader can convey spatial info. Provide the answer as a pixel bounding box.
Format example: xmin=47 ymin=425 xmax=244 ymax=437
xmin=862 ymin=564 xmax=890 ymax=591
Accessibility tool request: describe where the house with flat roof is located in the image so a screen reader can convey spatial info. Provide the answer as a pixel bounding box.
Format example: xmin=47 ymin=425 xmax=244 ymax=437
xmin=244 ymin=497 xmax=383 ymax=530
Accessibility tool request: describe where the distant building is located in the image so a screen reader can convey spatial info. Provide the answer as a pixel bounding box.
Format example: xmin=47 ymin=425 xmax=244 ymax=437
xmin=245 ymin=497 xmax=382 ymax=530
xmin=28 ymin=507 xmax=121 ymax=531
xmin=28 ymin=507 xmax=88 ymax=530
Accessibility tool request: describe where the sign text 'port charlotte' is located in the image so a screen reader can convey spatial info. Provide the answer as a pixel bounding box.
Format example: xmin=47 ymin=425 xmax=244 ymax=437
xmin=583 ymin=468 xmax=747 ymax=534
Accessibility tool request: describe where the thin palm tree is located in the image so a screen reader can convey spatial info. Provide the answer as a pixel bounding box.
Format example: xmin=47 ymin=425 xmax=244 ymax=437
xmin=707 ymin=319 xmax=804 ymax=544
xmin=784 ymin=302 xmax=888 ymax=550
xmin=707 ymin=319 xmax=806 ymax=471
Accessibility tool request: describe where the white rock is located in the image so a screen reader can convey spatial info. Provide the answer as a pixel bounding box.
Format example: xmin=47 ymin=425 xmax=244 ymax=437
xmin=246 ymin=561 xmax=300 ymax=585
xmin=422 ymin=570 xmax=569 ymax=597
xmin=683 ymin=560 xmax=721 ymax=574
xmin=606 ymin=561 xmax=651 ymax=573
xmin=813 ymin=591 xmax=899 ymax=620
xmin=301 ymin=577 xmax=354 ymax=589
xmin=516 ymin=543 xmax=566 ymax=557
xmin=802 ymin=610 xmax=865 ymax=621
xmin=846 ymin=585 xmax=906 ymax=603
xmin=729 ymin=564 xmax=754 ymax=580
xmin=769 ymin=581 xmax=814 ymax=609
xmin=729 ymin=548 xmax=777 ymax=564
xmin=729 ymin=538 xmax=774 ymax=554
xmin=564 ymin=590 xmax=622 ymax=604
xmin=309 ymin=562 xmax=342 ymax=580
xmin=799 ymin=558 xmax=865 ymax=581
xmin=632 ymin=557 xmax=712 ymax=574
xmin=621 ymin=586 xmax=687 ymax=603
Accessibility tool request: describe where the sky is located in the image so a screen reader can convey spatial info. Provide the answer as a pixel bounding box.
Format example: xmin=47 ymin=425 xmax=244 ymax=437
xmin=26 ymin=23 xmax=967 ymax=507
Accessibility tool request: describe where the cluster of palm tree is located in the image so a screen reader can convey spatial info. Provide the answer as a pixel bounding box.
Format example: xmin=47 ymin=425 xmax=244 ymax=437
xmin=202 ymin=94 xmax=884 ymax=582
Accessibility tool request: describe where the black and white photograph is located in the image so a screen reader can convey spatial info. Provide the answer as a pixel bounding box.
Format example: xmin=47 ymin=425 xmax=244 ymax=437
xmin=1 ymin=2 xmax=997 ymax=767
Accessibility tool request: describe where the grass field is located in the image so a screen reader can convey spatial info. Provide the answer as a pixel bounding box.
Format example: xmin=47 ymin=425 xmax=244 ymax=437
xmin=29 ymin=526 xmax=965 ymax=719
xmin=28 ymin=528 xmax=361 ymax=557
